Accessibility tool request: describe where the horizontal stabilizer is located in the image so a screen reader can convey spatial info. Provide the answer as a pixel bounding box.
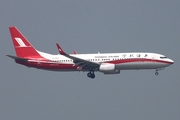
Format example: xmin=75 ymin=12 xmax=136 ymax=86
xmin=6 ymin=55 xmax=28 ymax=61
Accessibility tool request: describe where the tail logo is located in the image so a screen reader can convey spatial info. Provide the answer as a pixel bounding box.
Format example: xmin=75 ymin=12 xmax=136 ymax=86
xmin=14 ymin=38 xmax=27 ymax=47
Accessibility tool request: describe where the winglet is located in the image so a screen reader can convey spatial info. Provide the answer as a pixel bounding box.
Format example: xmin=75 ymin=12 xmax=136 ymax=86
xmin=56 ymin=43 xmax=66 ymax=55
xmin=74 ymin=51 xmax=77 ymax=54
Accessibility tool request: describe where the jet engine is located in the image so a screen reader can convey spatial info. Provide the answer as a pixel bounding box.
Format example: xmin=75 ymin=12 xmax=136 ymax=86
xmin=99 ymin=63 xmax=120 ymax=74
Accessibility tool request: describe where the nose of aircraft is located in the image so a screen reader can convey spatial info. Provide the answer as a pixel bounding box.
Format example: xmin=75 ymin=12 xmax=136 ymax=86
xmin=169 ymin=58 xmax=174 ymax=64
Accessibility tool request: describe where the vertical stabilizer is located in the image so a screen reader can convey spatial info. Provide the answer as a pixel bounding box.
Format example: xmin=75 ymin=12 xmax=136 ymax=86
xmin=9 ymin=27 xmax=41 ymax=58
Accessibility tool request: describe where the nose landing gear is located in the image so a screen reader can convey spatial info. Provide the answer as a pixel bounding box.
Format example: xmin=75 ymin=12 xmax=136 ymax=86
xmin=155 ymin=68 xmax=164 ymax=76
xmin=87 ymin=70 xmax=95 ymax=79
xmin=155 ymin=70 xmax=159 ymax=76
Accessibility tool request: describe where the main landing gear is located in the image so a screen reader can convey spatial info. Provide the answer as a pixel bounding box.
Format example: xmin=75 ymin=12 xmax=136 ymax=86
xmin=87 ymin=70 xmax=95 ymax=79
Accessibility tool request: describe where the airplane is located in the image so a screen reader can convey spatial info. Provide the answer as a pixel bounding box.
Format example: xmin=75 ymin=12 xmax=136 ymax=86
xmin=7 ymin=26 xmax=174 ymax=79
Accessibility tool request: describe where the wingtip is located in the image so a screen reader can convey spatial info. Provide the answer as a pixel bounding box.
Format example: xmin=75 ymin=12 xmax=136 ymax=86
xmin=74 ymin=51 xmax=77 ymax=54
xmin=56 ymin=43 xmax=66 ymax=55
xmin=56 ymin=43 xmax=59 ymax=46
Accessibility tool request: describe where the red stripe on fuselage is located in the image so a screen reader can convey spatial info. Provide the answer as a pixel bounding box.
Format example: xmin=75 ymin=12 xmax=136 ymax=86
xmin=106 ymin=58 xmax=173 ymax=65
xmin=15 ymin=58 xmax=172 ymax=71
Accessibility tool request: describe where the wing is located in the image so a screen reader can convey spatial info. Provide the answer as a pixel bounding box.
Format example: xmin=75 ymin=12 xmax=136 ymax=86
xmin=56 ymin=43 xmax=100 ymax=70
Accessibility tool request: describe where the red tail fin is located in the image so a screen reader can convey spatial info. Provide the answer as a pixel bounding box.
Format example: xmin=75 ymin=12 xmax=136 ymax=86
xmin=9 ymin=27 xmax=41 ymax=58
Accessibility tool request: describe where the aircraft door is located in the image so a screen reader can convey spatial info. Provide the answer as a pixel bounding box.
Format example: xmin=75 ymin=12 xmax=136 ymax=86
xmin=152 ymin=56 xmax=155 ymax=62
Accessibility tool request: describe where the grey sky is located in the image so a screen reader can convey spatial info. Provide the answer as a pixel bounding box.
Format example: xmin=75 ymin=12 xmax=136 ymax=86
xmin=0 ymin=1 xmax=179 ymax=120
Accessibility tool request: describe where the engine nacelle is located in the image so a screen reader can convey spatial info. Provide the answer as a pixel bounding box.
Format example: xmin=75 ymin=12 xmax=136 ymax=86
xmin=99 ymin=63 xmax=120 ymax=74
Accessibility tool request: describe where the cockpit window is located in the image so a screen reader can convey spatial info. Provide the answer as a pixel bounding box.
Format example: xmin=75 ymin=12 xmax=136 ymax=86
xmin=160 ymin=56 xmax=167 ymax=59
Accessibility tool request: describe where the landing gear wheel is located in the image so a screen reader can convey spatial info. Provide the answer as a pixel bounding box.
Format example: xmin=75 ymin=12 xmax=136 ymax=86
xmin=87 ymin=71 xmax=95 ymax=79
xmin=91 ymin=74 xmax=95 ymax=79
xmin=155 ymin=71 xmax=159 ymax=76
xmin=87 ymin=73 xmax=91 ymax=77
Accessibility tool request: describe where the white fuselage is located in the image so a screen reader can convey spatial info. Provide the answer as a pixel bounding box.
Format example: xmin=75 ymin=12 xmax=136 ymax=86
xmin=35 ymin=51 xmax=173 ymax=71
